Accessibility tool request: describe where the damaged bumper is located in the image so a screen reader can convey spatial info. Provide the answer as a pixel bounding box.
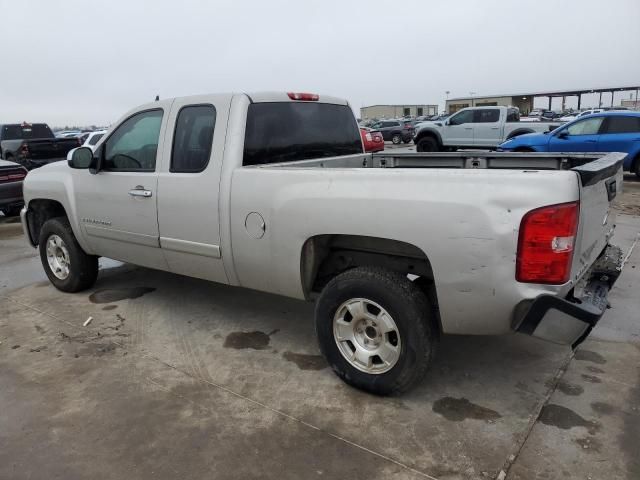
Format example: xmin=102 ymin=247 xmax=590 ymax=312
xmin=515 ymin=245 xmax=625 ymax=348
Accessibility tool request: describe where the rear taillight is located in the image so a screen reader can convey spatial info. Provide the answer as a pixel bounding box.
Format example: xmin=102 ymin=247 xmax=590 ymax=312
xmin=287 ymin=92 xmax=319 ymax=101
xmin=0 ymin=169 xmax=27 ymax=184
xmin=516 ymin=201 xmax=579 ymax=284
xmin=365 ymin=133 xmax=372 ymax=141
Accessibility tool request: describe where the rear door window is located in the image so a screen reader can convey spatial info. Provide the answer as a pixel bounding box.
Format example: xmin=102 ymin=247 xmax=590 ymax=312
xmin=171 ymin=105 xmax=216 ymax=172
xmin=604 ymin=116 xmax=640 ymax=134
xmin=88 ymin=133 xmax=104 ymax=145
xmin=473 ymin=109 xmax=500 ymax=123
xmin=243 ymin=102 xmax=362 ymax=166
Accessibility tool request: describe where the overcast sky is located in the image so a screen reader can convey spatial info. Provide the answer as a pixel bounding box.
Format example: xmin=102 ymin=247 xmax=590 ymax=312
xmin=1 ymin=0 xmax=639 ymax=126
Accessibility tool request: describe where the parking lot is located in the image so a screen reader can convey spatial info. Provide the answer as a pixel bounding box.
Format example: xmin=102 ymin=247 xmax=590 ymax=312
xmin=1 ymin=175 xmax=638 ymax=480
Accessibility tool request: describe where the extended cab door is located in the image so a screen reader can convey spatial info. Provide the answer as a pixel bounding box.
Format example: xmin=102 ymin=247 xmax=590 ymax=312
xmin=73 ymin=107 xmax=169 ymax=269
xmin=444 ymin=109 xmax=474 ymax=146
xmin=156 ymin=94 xmax=231 ymax=284
xmin=548 ymin=116 xmax=604 ymax=152
xmin=469 ymin=108 xmax=502 ymax=147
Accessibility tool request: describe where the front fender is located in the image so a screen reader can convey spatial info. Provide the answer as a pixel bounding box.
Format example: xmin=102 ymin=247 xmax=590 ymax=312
xmin=23 ymin=164 xmax=94 ymax=254
xmin=413 ymin=126 xmax=444 ymax=145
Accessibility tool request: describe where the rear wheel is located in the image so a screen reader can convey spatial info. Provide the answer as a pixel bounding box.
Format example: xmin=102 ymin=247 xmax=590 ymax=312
xmin=315 ymin=267 xmax=437 ymax=395
xmin=635 ymin=157 xmax=640 ymax=179
xmin=416 ymin=136 xmax=439 ymax=152
xmin=39 ymin=217 xmax=98 ymax=292
xmin=391 ymin=134 xmax=402 ymax=145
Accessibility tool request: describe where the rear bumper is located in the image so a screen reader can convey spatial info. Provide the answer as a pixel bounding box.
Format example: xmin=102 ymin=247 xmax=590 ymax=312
xmin=0 ymin=181 xmax=24 ymax=208
xmin=515 ymin=244 xmax=625 ymax=348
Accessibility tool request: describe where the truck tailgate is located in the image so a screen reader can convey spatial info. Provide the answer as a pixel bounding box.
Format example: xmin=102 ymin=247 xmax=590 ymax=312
xmin=26 ymin=138 xmax=79 ymax=160
xmin=570 ymin=153 xmax=625 ymax=283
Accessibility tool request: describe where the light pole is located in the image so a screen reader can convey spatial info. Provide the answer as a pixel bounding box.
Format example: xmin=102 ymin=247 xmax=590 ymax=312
xmin=445 ymin=91 xmax=450 ymax=114
xmin=469 ymin=92 xmax=476 ymax=107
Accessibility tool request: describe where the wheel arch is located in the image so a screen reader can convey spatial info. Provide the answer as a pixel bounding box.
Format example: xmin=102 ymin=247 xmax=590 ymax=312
xmin=413 ymin=128 xmax=443 ymax=147
xmin=300 ymin=234 xmax=441 ymax=332
xmin=25 ymin=198 xmax=69 ymax=246
xmin=505 ymin=129 xmax=534 ymax=140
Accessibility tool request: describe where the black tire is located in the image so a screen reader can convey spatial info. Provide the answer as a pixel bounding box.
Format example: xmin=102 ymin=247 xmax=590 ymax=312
xmin=391 ymin=134 xmax=402 ymax=145
xmin=315 ymin=267 xmax=437 ymax=395
xmin=1 ymin=205 xmax=22 ymax=217
xmin=402 ymin=137 xmax=411 ymax=144
xmin=634 ymin=158 xmax=640 ymax=179
xmin=39 ymin=217 xmax=98 ymax=292
xmin=415 ymin=136 xmax=439 ymax=152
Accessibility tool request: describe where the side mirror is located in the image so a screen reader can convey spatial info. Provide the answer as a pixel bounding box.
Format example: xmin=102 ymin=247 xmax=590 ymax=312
xmin=444 ymin=119 xmax=451 ymax=126
xmin=557 ymin=130 xmax=570 ymax=139
xmin=68 ymin=146 xmax=95 ymax=170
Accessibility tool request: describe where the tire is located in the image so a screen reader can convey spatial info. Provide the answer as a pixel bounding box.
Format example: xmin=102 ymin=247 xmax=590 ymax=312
xmin=1 ymin=205 xmax=22 ymax=217
xmin=634 ymin=158 xmax=640 ymax=179
xmin=415 ymin=136 xmax=439 ymax=152
xmin=39 ymin=217 xmax=98 ymax=292
xmin=315 ymin=267 xmax=437 ymax=395
xmin=391 ymin=134 xmax=402 ymax=145
xmin=402 ymin=138 xmax=411 ymax=144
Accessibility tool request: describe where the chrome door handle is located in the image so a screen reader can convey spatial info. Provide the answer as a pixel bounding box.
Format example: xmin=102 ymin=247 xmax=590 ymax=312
xmin=129 ymin=186 xmax=152 ymax=198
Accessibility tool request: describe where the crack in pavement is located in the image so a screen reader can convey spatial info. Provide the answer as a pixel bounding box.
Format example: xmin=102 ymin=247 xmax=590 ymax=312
xmin=2 ymin=295 xmax=438 ymax=480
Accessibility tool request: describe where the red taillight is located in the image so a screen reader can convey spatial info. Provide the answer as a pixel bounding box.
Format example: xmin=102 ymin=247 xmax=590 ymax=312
xmin=365 ymin=133 xmax=372 ymax=141
xmin=0 ymin=169 xmax=27 ymax=184
xmin=287 ymin=92 xmax=319 ymax=101
xmin=516 ymin=201 xmax=579 ymax=284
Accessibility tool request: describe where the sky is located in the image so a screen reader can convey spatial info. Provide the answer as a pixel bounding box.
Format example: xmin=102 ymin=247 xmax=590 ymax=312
xmin=1 ymin=0 xmax=639 ymax=126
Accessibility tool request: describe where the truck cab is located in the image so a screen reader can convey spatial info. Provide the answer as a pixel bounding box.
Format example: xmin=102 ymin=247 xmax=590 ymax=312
xmin=414 ymin=106 xmax=559 ymax=152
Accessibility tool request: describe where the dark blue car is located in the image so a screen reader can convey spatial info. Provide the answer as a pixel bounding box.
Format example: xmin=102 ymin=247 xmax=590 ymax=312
xmin=499 ymin=111 xmax=640 ymax=178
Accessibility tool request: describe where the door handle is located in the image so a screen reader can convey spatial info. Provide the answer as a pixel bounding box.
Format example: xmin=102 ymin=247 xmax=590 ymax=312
xmin=491 ymin=127 xmax=500 ymax=130
xmin=464 ymin=127 xmax=473 ymax=130
xmin=128 ymin=186 xmax=152 ymax=198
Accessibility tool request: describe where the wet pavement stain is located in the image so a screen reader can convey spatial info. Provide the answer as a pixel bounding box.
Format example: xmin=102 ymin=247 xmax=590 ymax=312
xmin=34 ymin=325 xmax=45 ymax=334
xmin=432 ymin=397 xmax=501 ymax=422
xmin=102 ymin=305 xmax=118 ymax=311
xmin=223 ymin=330 xmax=278 ymax=350
xmin=574 ymin=350 xmax=606 ymax=365
xmin=538 ymin=404 xmax=600 ymax=434
xmin=89 ymin=287 xmax=156 ymax=304
xmin=548 ymin=379 xmax=584 ymax=396
xmin=591 ymin=401 xmax=615 ymax=415
xmin=581 ymin=374 xmax=602 ymax=384
xmin=574 ymin=436 xmax=603 ymax=453
xmin=586 ymin=365 xmax=605 ymax=374
xmin=282 ymin=351 xmax=327 ymax=370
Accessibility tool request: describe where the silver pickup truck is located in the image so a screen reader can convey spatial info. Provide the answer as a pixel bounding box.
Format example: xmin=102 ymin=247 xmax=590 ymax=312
xmin=21 ymin=92 xmax=625 ymax=395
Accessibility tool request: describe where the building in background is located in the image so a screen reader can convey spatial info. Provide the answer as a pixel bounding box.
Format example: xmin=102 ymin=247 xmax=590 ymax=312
xmin=446 ymin=86 xmax=640 ymax=115
xmin=446 ymin=95 xmax=533 ymax=115
xmin=360 ymin=104 xmax=438 ymax=120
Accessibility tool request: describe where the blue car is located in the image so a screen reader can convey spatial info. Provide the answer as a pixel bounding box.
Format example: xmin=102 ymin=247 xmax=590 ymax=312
xmin=499 ymin=111 xmax=640 ymax=178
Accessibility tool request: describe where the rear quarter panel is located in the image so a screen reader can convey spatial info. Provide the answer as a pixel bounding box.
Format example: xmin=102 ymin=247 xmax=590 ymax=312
xmin=229 ymin=167 xmax=582 ymax=335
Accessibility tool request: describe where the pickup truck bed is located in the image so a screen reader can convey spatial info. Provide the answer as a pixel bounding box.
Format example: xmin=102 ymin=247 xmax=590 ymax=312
xmin=20 ymin=92 xmax=626 ymax=395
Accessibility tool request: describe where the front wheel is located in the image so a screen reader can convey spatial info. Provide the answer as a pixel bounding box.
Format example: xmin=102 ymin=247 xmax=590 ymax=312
xmin=39 ymin=217 xmax=98 ymax=292
xmin=415 ymin=137 xmax=439 ymax=152
xmin=315 ymin=267 xmax=437 ymax=395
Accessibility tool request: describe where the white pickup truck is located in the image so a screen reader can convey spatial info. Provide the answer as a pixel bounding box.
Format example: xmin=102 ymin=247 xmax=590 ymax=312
xmin=414 ymin=106 xmax=562 ymax=152
xmin=21 ymin=92 xmax=626 ymax=395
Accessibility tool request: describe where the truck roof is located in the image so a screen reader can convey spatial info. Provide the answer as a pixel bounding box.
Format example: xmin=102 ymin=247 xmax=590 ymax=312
xmin=135 ymin=92 xmax=349 ymax=111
